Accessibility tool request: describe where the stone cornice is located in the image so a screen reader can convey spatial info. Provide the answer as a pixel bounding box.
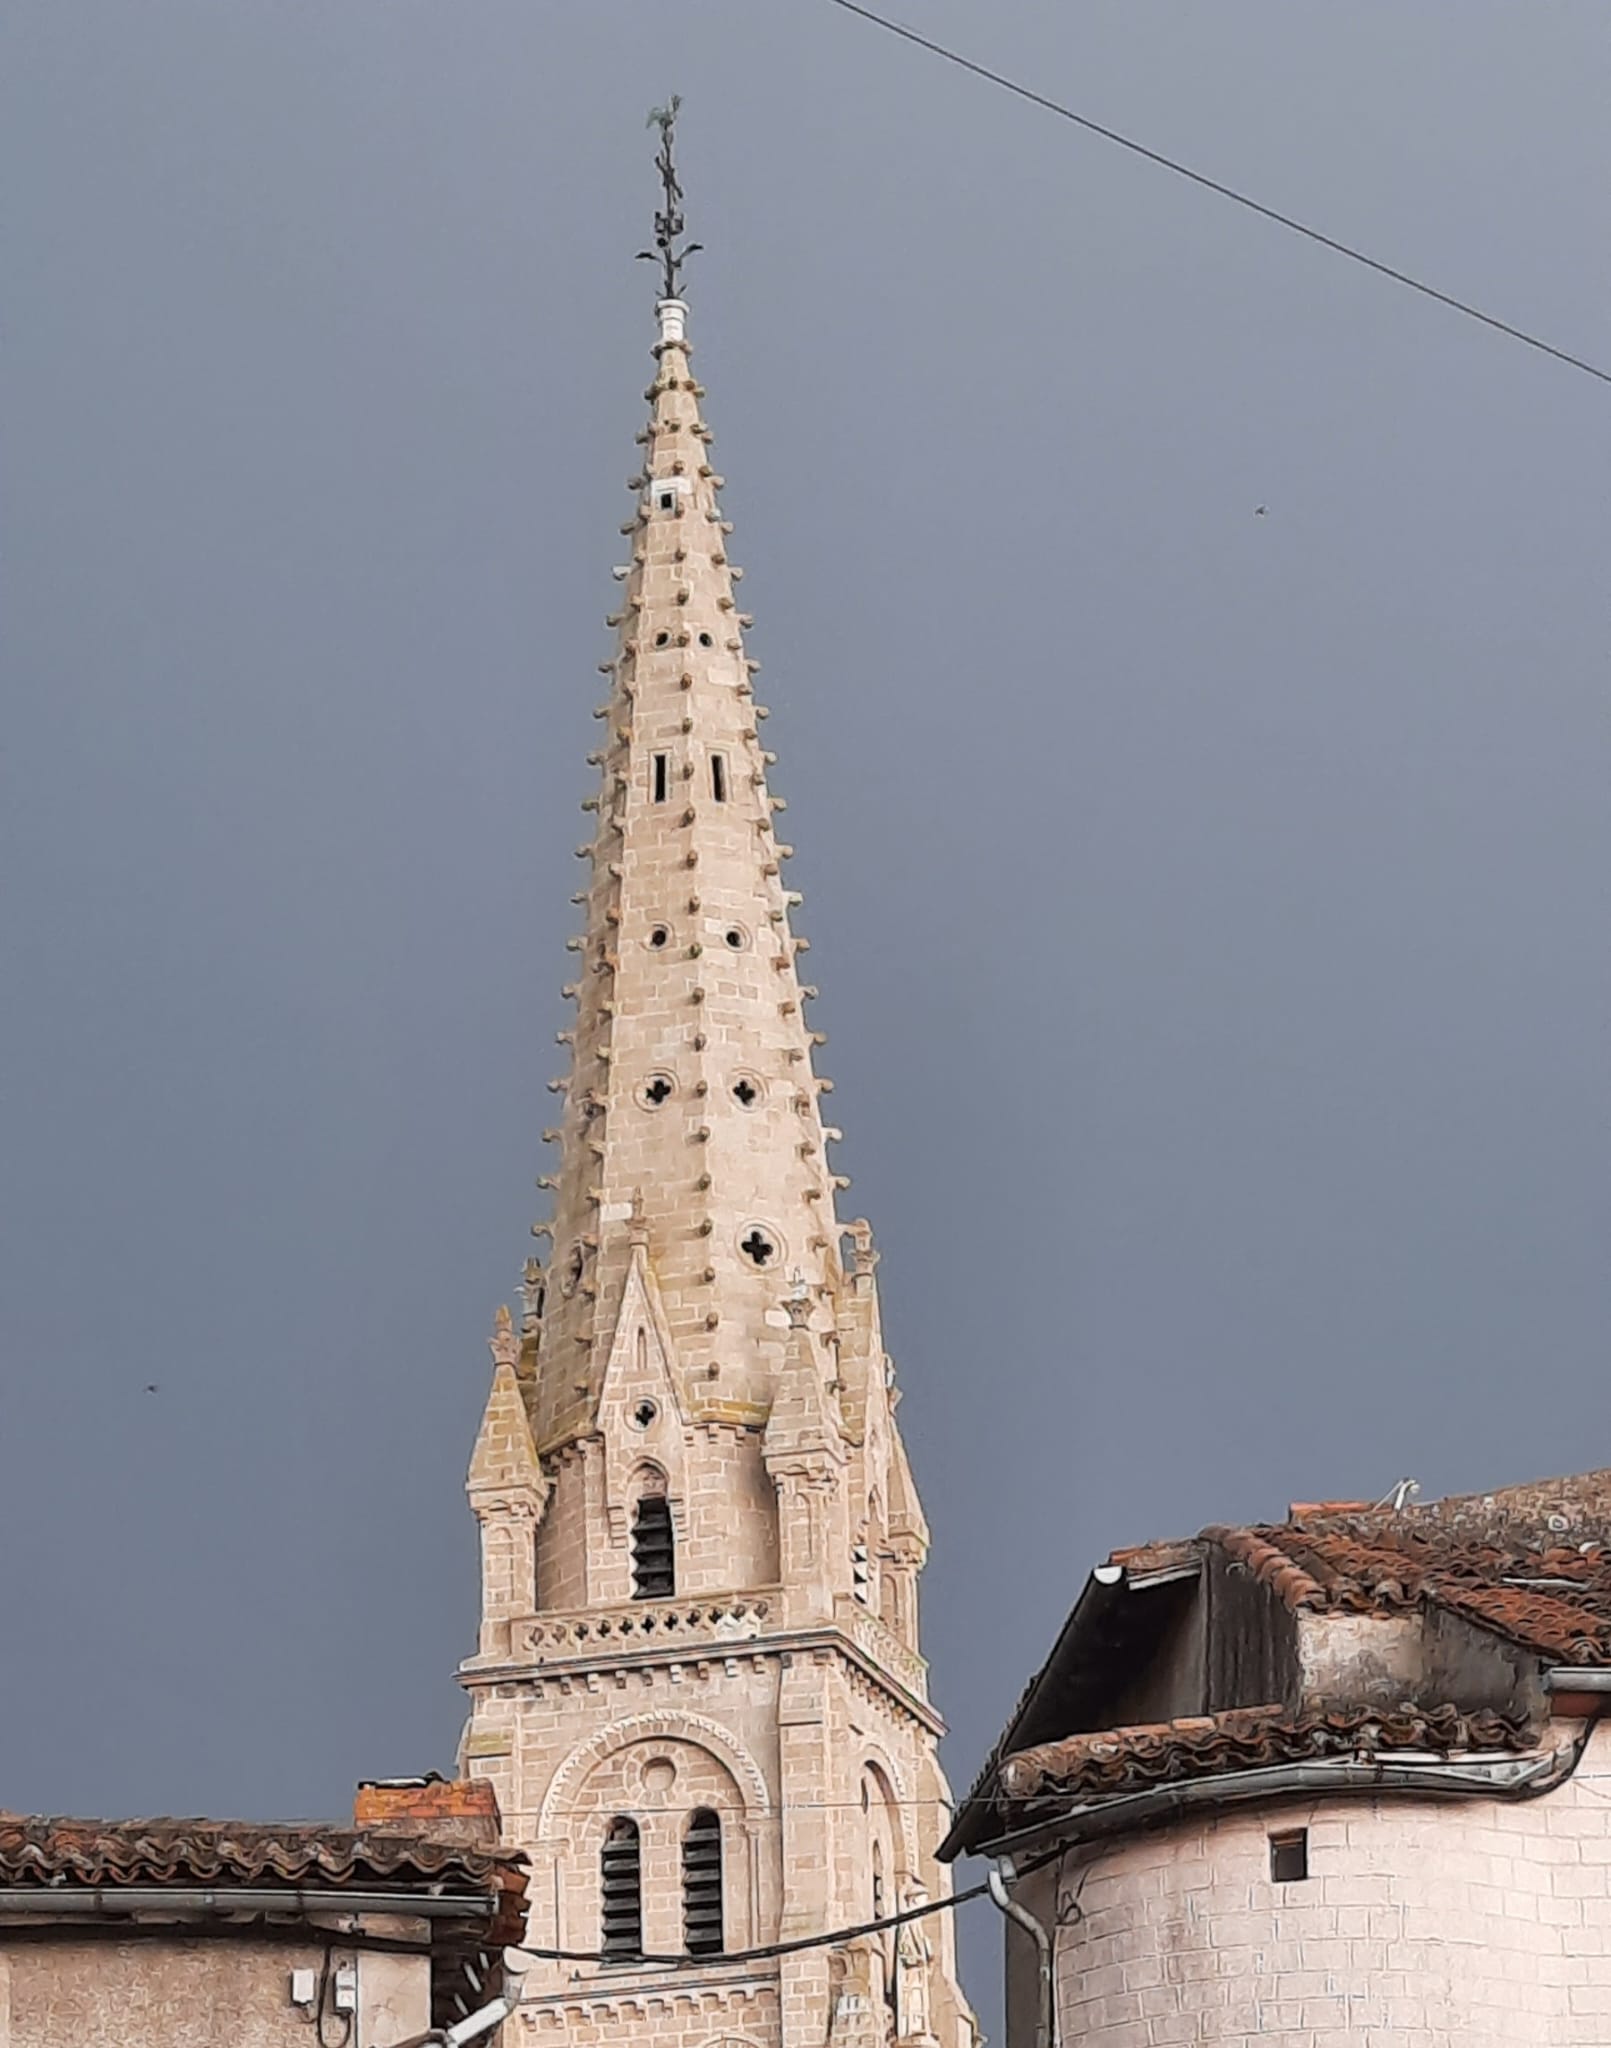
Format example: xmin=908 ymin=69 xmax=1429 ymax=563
xmin=458 ymin=1612 xmax=943 ymax=1737
xmin=517 ymin=1970 xmax=775 ymax=2024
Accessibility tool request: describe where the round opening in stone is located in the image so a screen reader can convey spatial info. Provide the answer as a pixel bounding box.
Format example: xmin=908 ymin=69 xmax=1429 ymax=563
xmin=642 ymin=1074 xmax=675 ymax=1108
xmin=739 ymin=1225 xmax=778 ymax=1269
xmin=649 ymin=925 xmax=670 ymax=949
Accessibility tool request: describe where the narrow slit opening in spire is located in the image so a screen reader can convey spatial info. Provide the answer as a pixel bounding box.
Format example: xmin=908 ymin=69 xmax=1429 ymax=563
xmin=710 ymin=753 xmax=727 ymax=803
xmin=653 ymin=754 xmax=669 ymax=804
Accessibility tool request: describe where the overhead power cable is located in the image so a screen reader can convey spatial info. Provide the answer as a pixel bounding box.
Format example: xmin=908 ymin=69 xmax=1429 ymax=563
xmin=824 ymin=0 xmax=1611 ymax=388
xmin=514 ymin=1852 xmax=1043 ymax=1968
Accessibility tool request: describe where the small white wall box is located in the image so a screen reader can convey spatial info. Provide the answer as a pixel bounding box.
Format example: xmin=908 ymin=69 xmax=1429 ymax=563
xmin=650 ymin=477 xmax=688 ymax=513
xmin=333 ymin=1965 xmax=358 ymax=2014
xmin=289 ymin=1969 xmax=317 ymax=2008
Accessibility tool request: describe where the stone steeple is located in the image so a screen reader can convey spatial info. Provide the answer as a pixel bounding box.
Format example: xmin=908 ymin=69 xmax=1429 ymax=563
xmin=531 ymin=290 xmax=842 ymax=1456
xmin=458 ymin=113 xmax=975 ymax=2048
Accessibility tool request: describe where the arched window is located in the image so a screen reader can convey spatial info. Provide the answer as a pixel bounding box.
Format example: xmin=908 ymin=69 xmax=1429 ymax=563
xmin=682 ymin=1808 xmax=725 ymax=1957
xmin=632 ymin=1493 xmax=675 ymax=1599
xmin=600 ymin=1818 xmax=642 ymax=1963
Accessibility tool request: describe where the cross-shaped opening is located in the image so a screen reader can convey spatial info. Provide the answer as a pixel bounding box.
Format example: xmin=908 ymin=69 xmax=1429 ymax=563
xmin=732 ymin=1079 xmax=758 ymax=1107
xmin=643 ymin=1076 xmax=674 ymax=1107
xmin=740 ymin=1228 xmax=775 ymax=1268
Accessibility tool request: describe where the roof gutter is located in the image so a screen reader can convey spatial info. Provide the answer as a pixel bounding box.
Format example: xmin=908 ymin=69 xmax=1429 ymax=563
xmin=1545 ymin=1668 xmax=1611 ymax=1693
xmin=0 ymin=1888 xmax=497 ymax=1920
xmin=976 ymin=1734 xmax=1590 ymax=1865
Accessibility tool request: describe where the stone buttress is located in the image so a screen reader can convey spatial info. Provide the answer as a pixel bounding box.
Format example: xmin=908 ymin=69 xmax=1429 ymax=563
xmin=458 ymin=289 xmax=976 ymax=2048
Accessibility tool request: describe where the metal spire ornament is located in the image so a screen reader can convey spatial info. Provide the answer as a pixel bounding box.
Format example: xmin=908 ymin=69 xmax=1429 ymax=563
xmin=639 ymin=95 xmax=701 ymax=301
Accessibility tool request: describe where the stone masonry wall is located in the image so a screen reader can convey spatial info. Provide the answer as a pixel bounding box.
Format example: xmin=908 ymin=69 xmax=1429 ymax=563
xmin=465 ymin=1636 xmax=968 ymax=2048
xmin=0 ymin=1935 xmax=428 ymax=2048
xmin=1042 ymin=1719 xmax=1611 ymax=2046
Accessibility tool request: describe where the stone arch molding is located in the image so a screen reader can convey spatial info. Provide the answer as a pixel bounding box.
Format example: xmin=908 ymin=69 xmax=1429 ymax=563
xmin=538 ymin=1710 xmax=772 ymax=1838
xmin=859 ymin=1739 xmax=920 ymax=1875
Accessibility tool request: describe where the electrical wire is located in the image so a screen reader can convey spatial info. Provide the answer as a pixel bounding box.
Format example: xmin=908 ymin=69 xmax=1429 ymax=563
xmin=823 ymin=0 xmax=1611 ymax=388
xmin=513 ymin=1849 xmax=1053 ymax=1969
xmin=506 ymin=1799 xmax=965 ymax=1815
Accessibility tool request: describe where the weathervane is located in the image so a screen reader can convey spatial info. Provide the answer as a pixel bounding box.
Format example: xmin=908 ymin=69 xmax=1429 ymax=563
xmin=639 ymin=95 xmax=701 ymax=302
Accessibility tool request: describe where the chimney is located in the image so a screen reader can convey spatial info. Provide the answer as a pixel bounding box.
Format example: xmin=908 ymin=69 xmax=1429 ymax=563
xmin=354 ymin=1775 xmax=501 ymax=1847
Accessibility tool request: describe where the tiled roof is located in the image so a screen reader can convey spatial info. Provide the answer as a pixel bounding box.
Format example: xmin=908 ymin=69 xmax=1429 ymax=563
xmin=943 ymin=1466 xmax=1611 ymax=1863
xmin=998 ymin=1702 xmax=1536 ymax=1803
xmin=0 ymin=1816 xmax=516 ymax=1892
xmin=1105 ymin=1539 xmax=1201 ymax=1578
xmin=1206 ymin=1491 xmax=1611 ymax=1665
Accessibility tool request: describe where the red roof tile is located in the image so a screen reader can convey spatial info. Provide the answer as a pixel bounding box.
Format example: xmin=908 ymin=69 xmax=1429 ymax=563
xmin=1105 ymin=1539 xmax=1201 ymax=1577
xmin=1215 ymin=1499 xmax=1611 ymax=1664
xmin=0 ymin=1817 xmax=515 ymax=1892
xmin=998 ymin=1702 xmax=1536 ymax=1803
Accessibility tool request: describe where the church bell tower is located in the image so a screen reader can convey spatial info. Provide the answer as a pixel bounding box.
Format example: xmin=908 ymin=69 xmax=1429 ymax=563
xmin=459 ymin=106 xmax=975 ymax=2048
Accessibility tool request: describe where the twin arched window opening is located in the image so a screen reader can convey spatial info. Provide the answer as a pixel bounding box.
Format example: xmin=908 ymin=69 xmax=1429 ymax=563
xmin=600 ymin=1810 xmax=724 ymax=1963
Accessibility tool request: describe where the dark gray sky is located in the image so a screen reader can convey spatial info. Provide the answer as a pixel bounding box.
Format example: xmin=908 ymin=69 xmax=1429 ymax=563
xmin=3 ymin=1 xmax=1606 ymax=2029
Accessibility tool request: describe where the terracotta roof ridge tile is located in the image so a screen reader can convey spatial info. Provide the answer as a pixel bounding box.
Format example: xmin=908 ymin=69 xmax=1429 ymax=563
xmin=1105 ymin=1539 xmax=1203 ymax=1575
xmin=1201 ymin=1525 xmax=1329 ymax=1609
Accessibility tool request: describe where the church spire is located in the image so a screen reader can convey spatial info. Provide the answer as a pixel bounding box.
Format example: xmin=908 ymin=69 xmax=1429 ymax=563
xmin=460 ymin=120 xmax=976 ymax=2048
xmin=529 ymin=113 xmax=844 ymax=1456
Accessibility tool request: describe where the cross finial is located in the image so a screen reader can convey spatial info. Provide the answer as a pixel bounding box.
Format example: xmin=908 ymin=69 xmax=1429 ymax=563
xmin=639 ymin=95 xmax=702 ymax=303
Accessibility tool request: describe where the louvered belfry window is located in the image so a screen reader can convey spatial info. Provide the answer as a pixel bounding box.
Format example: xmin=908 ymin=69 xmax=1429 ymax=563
xmin=632 ymin=1494 xmax=675 ymax=1599
xmin=683 ymin=1809 xmax=725 ymax=1957
xmin=600 ymin=1818 xmax=643 ymax=1962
